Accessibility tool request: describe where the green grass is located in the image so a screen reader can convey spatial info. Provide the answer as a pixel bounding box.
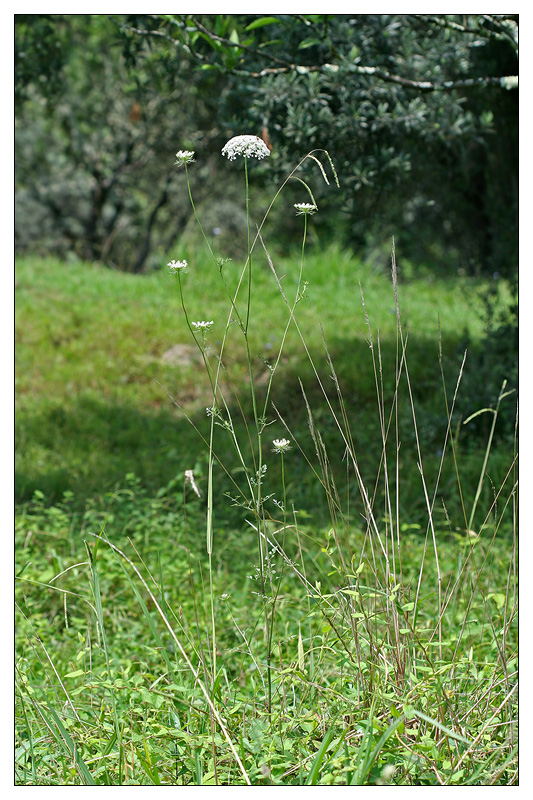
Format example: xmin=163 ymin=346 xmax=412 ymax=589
xmin=15 ymin=245 xmax=517 ymax=785
xmin=15 ymin=475 xmax=517 ymax=785
xmin=15 ymin=248 xmax=514 ymax=510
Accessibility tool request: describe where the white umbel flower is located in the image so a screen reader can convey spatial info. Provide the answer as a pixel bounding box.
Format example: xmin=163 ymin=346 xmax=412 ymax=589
xmin=175 ymin=150 xmax=196 ymax=167
xmin=168 ymin=259 xmax=188 ymax=273
xmin=191 ymin=320 xmax=214 ymax=331
xmin=272 ymin=438 xmax=291 ymax=454
xmin=294 ymin=203 xmax=318 ymax=215
xmin=222 ymin=135 xmax=271 ymax=161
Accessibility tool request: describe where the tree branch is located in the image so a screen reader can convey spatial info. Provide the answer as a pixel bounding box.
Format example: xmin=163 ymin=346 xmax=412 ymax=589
xmin=413 ymin=14 xmax=518 ymax=53
xmin=233 ymin=60 xmax=516 ymax=93
xmin=116 ymin=15 xmax=517 ymax=93
xmin=189 ymin=16 xmax=294 ymax=69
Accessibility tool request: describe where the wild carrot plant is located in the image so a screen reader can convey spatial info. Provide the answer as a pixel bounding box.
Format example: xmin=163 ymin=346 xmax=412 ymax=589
xmin=171 ymin=137 xmax=338 ymax=706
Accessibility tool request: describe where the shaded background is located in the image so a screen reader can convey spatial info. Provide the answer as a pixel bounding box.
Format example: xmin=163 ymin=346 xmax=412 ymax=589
xmin=15 ymin=14 xmax=518 ymax=276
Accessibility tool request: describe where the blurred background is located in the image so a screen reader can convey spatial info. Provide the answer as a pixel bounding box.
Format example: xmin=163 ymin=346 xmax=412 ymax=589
xmin=15 ymin=14 xmax=518 ymax=512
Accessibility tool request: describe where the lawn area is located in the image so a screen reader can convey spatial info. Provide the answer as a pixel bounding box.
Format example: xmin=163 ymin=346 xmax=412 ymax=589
xmin=15 ymin=248 xmax=514 ymax=508
xmin=15 ymin=249 xmax=517 ymax=785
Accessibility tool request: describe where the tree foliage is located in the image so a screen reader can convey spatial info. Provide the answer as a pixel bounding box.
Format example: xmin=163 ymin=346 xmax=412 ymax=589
xmin=15 ymin=14 xmax=518 ymax=276
xmin=15 ymin=16 xmax=231 ymax=270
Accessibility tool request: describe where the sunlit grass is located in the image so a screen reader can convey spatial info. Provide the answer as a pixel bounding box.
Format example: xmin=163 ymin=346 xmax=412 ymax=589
xmin=15 ymin=248 xmax=510 ymax=506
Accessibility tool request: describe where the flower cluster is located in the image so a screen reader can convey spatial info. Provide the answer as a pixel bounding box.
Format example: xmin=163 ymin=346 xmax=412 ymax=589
xmin=294 ymin=203 xmax=318 ymax=215
xmin=175 ymin=150 xmax=195 ymax=167
xmin=222 ymin=135 xmax=271 ymax=161
xmin=168 ymin=259 xmax=188 ymax=274
xmin=191 ymin=320 xmax=214 ymax=331
xmin=272 ymin=438 xmax=291 ymax=454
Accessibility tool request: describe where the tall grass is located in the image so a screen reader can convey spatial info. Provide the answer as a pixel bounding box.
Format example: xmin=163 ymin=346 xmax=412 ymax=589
xmin=15 ymin=141 xmax=517 ymax=785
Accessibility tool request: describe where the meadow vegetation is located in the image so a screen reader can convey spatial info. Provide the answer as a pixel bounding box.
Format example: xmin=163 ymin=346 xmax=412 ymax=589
xmin=15 ymin=146 xmax=517 ymax=785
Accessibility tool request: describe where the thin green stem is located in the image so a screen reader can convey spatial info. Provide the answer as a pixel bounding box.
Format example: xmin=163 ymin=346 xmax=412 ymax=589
xmin=467 ymin=379 xmax=508 ymax=533
xmin=246 ymin=164 xmax=268 ymax=659
xmin=180 ymin=149 xmax=337 ymax=696
xmin=244 ymin=156 xmax=252 ymax=334
xmin=266 ymin=449 xmax=288 ymax=714
xmin=182 ymin=165 xmax=219 ymax=682
xmin=185 ymin=164 xmax=247 ymax=328
xmin=260 ymin=211 xmax=309 ymax=425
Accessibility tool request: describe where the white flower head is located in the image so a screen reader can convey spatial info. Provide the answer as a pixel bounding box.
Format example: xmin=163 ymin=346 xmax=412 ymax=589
xmin=294 ymin=203 xmax=318 ymax=216
xmin=272 ymin=438 xmax=291 ymax=454
xmin=175 ymin=150 xmax=196 ymax=167
xmin=192 ymin=320 xmax=214 ymax=331
xmin=168 ymin=259 xmax=188 ymax=274
xmin=222 ymin=135 xmax=271 ymax=161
